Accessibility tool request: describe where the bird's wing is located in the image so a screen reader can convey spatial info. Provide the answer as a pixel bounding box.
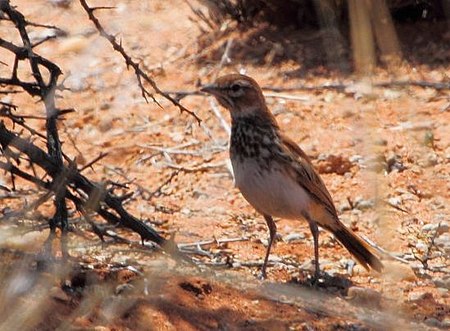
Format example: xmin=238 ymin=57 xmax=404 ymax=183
xmin=280 ymin=134 xmax=338 ymax=218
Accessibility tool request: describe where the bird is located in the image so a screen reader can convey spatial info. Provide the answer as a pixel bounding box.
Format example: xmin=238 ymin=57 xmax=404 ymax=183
xmin=201 ymin=74 xmax=383 ymax=279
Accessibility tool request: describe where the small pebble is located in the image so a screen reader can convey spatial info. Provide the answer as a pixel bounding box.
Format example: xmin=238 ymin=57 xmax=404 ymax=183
xmin=441 ymin=318 xmax=450 ymax=328
xmin=434 ymin=277 xmax=450 ymax=290
xmin=408 ymin=292 xmax=429 ymax=302
xmin=424 ymin=317 xmax=442 ymax=328
xmin=388 ymin=196 xmax=402 ymax=207
xmin=354 ymin=197 xmax=374 ymax=210
xmin=283 ymin=233 xmax=305 ymax=243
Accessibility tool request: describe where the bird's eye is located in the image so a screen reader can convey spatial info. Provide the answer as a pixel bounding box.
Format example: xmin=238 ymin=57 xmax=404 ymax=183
xmin=230 ymin=84 xmax=241 ymax=92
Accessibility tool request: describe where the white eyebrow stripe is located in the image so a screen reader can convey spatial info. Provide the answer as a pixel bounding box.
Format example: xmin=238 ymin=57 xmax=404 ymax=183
xmin=235 ymin=80 xmax=252 ymax=87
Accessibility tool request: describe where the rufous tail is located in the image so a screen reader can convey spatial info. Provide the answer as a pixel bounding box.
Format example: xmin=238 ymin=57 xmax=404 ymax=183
xmin=333 ymin=225 xmax=383 ymax=272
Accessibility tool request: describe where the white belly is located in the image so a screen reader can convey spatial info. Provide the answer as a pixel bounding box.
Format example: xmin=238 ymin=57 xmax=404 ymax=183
xmin=232 ymin=158 xmax=311 ymax=219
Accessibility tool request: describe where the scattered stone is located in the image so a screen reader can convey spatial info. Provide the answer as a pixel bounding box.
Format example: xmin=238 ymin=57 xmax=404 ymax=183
xmin=386 ymin=152 xmax=406 ymax=173
xmin=424 ymin=317 xmax=442 ymax=328
xmin=433 ymin=277 xmax=450 ymax=290
xmin=415 ymin=241 xmax=428 ymax=251
xmin=421 ymin=223 xmax=436 ymax=232
xmin=180 ymin=207 xmax=191 ymax=216
xmin=410 ymin=165 xmax=423 ymax=174
xmin=283 ymin=233 xmax=305 ymax=243
xmin=426 ymin=152 xmax=439 ymax=166
xmin=407 ymin=292 xmax=429 ymax=302
xmin=383 ymin=89 xmax=402 ymax=100
xmin=421 ymin=221 xmax=449 ymax=235
xmin=231 ymin=261 xmax=241 ymax=268
xmin=436 ymin=287 xmax=449 ymax=297
xmin=349 ymin=154 xmax=364 ymax=164
xmin=441 ymin=318 xmax=450 ymax=328
xmin=434 ymin=234 xmax=450 ymax=253
xmin=354 ymin=197 xmax=375 ymax=210
xmin=387 ymin=196 xmax=403 ymax=208
xmin=270 ymin=255 xmax=283 ymax=263
xmin=49 ymin=0 xmax=72 ymax=8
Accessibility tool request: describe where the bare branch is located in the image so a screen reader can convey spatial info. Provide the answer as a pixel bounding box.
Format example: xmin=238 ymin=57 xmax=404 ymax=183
xmin=78 ymin=0 xmax=202 ymax=123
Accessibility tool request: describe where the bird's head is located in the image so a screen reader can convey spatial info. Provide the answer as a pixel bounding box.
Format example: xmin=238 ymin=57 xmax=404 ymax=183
xmin=201 ymin=74 xmax=269 ymax=119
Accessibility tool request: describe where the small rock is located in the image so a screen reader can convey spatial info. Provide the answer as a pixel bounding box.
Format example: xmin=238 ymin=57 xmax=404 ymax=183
xmin=349 ymin=154 xmax=364 ymax=164
xmin=300 ymin=260 xmax=315 ymax=272
xmin=421 ymin=221 xmax=449 ymax=235
xmin=424 ymin=317 xmax=442 ymax=328
xmin=386 ymin=153 xmax=406 ymax=173
xmin=421 ymin=223 xmax=437 ymax=232
xmin=408 ymin=292 xmax=429 ymax=302
xmin=180 ymin=208 xmax=191 ymax=216
xmin=415 ymin=241 xmax=428 ymax=251
xmin=436 ymin=222 xmax=449 ymax=235
xmin=435 ymin=234 xmax=450 ymax=252
xmin=354 ymin=197 xmax=374 ymax=210
xmin=383 ymin=89 xmax=402 ymax=100
xmin=231 ymin=261 xmax=241 ymax=268
xmin=441 ymin=318 xmax=450 ymax=328
xmin=410 ymin=165 xmax=423 ymax=174
xmin=387 ymin=196 xmax=402 ymax=207
xmin=434 ymin=277 xmax=450 ymax=290
xmin=49 ymin=0 xmax=72 ymax=8
xmin=283 ymin=233 xmax=305 ymax=243
xmin=426 ymin=152 xmax=439 ymax=166
xmin=270 ymin=255 xmax=283 ymax=263
xmin=436 ymin=287 xmax=449 ymax=297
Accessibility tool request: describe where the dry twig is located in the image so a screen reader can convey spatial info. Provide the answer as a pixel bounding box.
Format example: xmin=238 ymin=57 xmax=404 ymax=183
xmin=78 ymin=0 xmax=201 ymax=123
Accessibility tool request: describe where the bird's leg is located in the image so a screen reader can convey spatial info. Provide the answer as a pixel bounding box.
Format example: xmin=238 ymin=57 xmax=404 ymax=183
xmin=260 ymin=214 xmax=277 ymax=279
xmin=308 ymin=221 xmax=321 ymax=280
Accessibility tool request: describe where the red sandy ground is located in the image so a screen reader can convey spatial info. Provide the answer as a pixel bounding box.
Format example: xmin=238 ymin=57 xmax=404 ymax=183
xmin=0 ymin=0 xmax=449 ymax=330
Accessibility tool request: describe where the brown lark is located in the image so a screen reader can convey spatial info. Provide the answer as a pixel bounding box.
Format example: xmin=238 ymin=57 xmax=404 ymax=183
xmin=201 ymin=74 xmax=383 ymax=279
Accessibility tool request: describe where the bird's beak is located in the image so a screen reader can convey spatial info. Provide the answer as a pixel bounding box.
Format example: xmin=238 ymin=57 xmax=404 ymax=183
xmin=200 ymin=83 xmax=221 ymax=96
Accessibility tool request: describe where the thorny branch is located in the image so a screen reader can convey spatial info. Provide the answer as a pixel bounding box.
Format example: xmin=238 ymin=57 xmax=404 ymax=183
xmin=78 ymin=0 xmax=202 ymax=123
xmin=1 ymin=0 xmax=69 ymax=253
xmin=0 ymin=123 xmax=183 ymax=256
xmin=0 ymin=0 xmax=184 ymax=260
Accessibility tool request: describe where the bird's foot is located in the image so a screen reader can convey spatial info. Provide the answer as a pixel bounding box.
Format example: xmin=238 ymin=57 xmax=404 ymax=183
xmin=306 ymin=271 xmax=326 ymax=287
